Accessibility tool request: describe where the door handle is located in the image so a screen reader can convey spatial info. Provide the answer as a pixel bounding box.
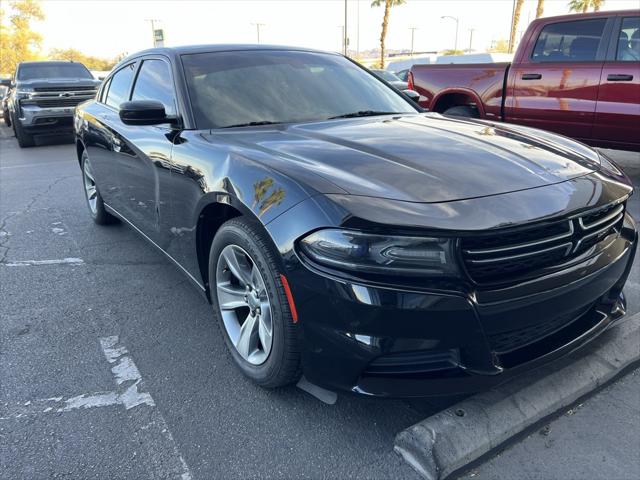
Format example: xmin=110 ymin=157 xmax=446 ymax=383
xmin=607 ymin=74 xmax=633 ymax=81
xmin=522 ymin=73 xmax=542 ymax=80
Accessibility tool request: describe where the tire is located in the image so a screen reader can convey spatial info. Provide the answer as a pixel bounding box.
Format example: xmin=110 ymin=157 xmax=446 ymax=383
xmin=81 ymin=150 xmax=118 ymax=225
xmin=3 ymin=109 xmax=10 ymax=127
xmin=13 ymin=116 xmax=34 ymax=148
xmin=443 ymin=105 xmax=480 ymax=118
xmin=209 ymin=217 xmax=301 ymax=388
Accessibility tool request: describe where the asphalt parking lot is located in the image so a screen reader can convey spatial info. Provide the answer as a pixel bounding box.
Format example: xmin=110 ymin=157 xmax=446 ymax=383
xmin=1 ymin=124 xmax=638 ymax=480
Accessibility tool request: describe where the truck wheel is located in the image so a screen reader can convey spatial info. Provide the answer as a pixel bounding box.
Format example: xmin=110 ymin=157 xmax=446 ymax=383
xmin=209 ymin=218 xmax=302 ymax=388
xmin=443 ymin=105 xmax=479 ymax=118
xmin=13 ymin=116 xmax=34 ymax=148
xmin=3 ymin=110 xmax=10 ymax=127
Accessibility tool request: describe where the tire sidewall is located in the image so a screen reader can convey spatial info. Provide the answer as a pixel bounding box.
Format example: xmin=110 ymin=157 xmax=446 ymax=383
xmin=209 ymin=221 xmax=290 ymax=385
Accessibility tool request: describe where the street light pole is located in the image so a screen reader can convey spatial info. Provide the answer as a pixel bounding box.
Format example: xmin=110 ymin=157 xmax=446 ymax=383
xmin=441 ymin=15 xmax=459 ymax=52
xmin=145 ymin=19 xmax=162 ymax=47
xmin=409 ymin=27 xmax=418 ymax=55
xmin=251 ymin=23 xmax=265 ymax=43
xmin=343 ymin=0 xmax=348 ymax=56
xmin=468 ymin=28 xmax=475 ymax=52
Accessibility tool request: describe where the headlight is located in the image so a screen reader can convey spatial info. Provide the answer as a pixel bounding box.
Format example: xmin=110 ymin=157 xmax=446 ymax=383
xmin=298 ymin=229 xmax=459 ymax=277
xmin=16 ymin=88 xmax=34 ymax=99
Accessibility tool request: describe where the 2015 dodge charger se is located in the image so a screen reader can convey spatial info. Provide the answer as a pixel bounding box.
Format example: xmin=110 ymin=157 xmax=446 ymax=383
xmin=74 ymin=45 xmax=637 ymax=397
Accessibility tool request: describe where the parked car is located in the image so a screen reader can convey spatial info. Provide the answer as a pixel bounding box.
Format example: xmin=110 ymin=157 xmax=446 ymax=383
xmin=1 ymin=61 xmax=100 ymax=147
xmin=1 ymin=85 xmax=10 ymax=125
xmin=74 ymin=45 xmax=636 ymax=398
xmin=409 ymin=10 xmax=640 ymax=151
xmin=371 ymin=69 xmax=408 ymax=90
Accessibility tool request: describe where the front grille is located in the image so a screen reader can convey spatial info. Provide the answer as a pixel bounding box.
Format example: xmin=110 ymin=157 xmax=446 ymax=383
xmin=33 ymin=86 xmax=96 ymax=92
xmin=488 ymin=304 xmax=593 ymax=354
xmin=29 ymin=97 xmax=89 ymax=108
xmin=461 ymin=202 xmax=625 ymax=284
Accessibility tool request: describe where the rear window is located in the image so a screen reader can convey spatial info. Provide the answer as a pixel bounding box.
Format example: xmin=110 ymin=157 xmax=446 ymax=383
xmin=616 ymin=17 xmax=640 ymax=61
xmin=17 ymin=63 xmax=93 ymax=80
xmin=531 ymin=19 xmax=607 ymax=62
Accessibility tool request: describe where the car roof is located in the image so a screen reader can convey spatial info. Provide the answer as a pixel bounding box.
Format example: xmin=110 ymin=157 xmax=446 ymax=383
xmin=116 ymin=44 xmax=339 ymax=66
xmin=530 ymin=8 xmax=639 ymax=24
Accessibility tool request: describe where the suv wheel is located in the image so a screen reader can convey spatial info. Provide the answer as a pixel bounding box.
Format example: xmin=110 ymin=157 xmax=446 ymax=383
xmin=81 ymin=150 xmax=117 ymax=225
xmin=209 ymin=218 xmax=301 ymax=388
xmin=13 ymin=115 xmax=34 ymax=148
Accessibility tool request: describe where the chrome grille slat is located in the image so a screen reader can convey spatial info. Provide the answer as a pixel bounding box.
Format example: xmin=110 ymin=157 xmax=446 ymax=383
xmin=463 ymin=222 xmax=573 ymax=256
xmin=578 ymin=203 xmax=624 ymax=230
xmin=466 ymin=242 xmax=573 ymax=265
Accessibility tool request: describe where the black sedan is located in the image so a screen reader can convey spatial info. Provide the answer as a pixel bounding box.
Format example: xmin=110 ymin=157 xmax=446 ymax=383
xmin=74 ymin=45 xmax=637 ymax=397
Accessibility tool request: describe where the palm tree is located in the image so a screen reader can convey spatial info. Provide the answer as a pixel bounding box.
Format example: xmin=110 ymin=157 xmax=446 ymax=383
xmin=568 ymin=0 xmax=605 ymax=13
xmin=508 ymin=0 xmax=525 ymax=53
xmin=371 ymin=0 xmax=405 ymax=69
xmin=536 ymin=0 xmax=545 ymax=18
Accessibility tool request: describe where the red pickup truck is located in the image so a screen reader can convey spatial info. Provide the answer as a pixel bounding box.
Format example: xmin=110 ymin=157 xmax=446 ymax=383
xmin=409 ymin=10 xmax=640 ymax=151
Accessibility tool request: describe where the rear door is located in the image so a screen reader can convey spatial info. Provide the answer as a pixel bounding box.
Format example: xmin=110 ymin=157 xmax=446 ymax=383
xmin=506 ymin=17 xmax=612 ymax=141
xmin=593 ymin=15 xmax=640 ymax=150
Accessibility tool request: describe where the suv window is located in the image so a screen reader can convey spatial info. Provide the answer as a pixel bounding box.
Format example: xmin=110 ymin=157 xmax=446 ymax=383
xmin=532 ymin=19 xmax=607 ymax=62
xmin=131 ymin=59 xmax=176 ymax=116
xmin=105 ymin=63 xmax=136 ymax=109
xmin=616 ymin=17 xmax=640 ymax=61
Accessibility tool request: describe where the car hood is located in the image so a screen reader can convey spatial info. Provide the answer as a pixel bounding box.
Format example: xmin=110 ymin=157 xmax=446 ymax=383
xmin=207 ymin=113 xmax=602 ymax=203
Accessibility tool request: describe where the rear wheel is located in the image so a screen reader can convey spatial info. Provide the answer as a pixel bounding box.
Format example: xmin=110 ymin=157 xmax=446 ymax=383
xmin=3 ymin=109 xmax=10 ymax=127
xmin=209 ymin=218 xmax=301 ymax=388
xmin=13 ymin=117 xmax=34 ymax=148
xmin=443 ymin=105 xmax=479 ymax=118
xmin=81 ymin=150 xmax=117 ymax=225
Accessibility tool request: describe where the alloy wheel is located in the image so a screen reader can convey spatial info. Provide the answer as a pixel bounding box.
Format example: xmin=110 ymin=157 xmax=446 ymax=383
xmin=215 ymin=244 xmax=273 ymax=365
xmin=83 ymin=157 xmax=98 ymax=215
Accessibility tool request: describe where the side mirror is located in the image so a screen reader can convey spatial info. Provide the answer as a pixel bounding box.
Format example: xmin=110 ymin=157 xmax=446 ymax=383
xmin=403 ymin=89 xmax=421 ymax=104
xmin=0 ymin=78 xmax=11 ymax=87
xmin=119 ymin=100 xmax=170 ymax=126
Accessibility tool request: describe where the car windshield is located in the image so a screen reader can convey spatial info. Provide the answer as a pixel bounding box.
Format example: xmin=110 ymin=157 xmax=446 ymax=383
xmin=182 ymin=50 xmax=417 ymax=129
xmin=372 ymin=70 xmax=401 ymax=82
xmin=17 ymin=63 xmax=93 ymax=80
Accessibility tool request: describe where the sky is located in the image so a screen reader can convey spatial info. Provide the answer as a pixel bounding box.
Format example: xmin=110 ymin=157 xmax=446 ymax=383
xmin=30 ymin=0 xmax=640 ymax=59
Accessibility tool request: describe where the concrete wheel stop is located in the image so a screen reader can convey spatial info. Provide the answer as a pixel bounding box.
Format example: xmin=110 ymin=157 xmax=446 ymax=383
xmin=394 ymin=313 xmax=640 ymax=480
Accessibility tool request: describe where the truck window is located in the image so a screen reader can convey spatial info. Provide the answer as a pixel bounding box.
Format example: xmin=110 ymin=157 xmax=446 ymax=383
xmin=616 ymin=17 xmax=640 ymax=61
xmin=131 ymin=59 xmax=176 ymax=116
xmin=105 ymin=63 xmax=136 ymax=110
xmin=532 ymin=19 xmax=607 ymax=62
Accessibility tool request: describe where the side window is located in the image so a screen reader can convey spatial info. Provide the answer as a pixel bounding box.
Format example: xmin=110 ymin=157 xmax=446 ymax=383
xmin=616 ymin=17 xmax=640 ymax=61
xmin=105 ymin=63 xmax=136 ymax=109
xmin=131 ymin=59 xmax=176 ymax=116
xmin=532 ymin=19 xmax=607 ymax=62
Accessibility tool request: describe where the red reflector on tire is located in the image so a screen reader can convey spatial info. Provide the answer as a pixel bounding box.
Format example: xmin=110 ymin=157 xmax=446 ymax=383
xmin=279 ymin=274 xmax=299 ymax=323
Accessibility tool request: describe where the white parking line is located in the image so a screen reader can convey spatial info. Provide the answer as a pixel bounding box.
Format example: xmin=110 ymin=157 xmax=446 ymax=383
xmin=0 ymin=161 xmax=74 ymax=170
xmin=2 ymin=258 xmax=84 ymax=266
xmin=1 ymin=335 xmax=192 ymax=480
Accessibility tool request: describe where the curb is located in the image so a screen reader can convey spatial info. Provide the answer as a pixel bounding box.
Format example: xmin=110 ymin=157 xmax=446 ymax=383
xmin=394 ymin=312 xmax=640 ymax=480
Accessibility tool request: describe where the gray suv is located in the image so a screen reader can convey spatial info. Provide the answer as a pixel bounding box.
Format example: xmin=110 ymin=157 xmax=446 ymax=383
xmin=2 ymin=61 xmax=100 ymax=147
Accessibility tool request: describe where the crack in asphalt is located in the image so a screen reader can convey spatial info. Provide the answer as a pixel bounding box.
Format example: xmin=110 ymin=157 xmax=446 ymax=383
xmin=0 ymin=175 xmax=74 ymax=263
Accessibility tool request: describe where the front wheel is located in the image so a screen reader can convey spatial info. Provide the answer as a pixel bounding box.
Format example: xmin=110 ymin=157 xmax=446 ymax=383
xmin=443 ymin=105 xmax=480 ymax=118
xmin=81 ymin=150 xmax=117 ymax=225
xmin=13 ymin=117 xmax=34 ymax=148
xmin=209 ymin=218 xmax=301 ymax=388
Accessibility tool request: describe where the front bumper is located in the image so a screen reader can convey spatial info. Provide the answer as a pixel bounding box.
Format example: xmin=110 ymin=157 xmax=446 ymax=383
xmin=18 ymin=104 xmax=76 ymax=132
xmin=288 ymin=213 xmax=637 ymax=398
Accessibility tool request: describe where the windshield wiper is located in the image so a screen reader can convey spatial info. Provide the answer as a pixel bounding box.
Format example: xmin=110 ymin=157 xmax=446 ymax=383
xmin=221 ymin=121 xmax=282 ymax=128
xmin=327 ymin=110 xmax=400 ymax=120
